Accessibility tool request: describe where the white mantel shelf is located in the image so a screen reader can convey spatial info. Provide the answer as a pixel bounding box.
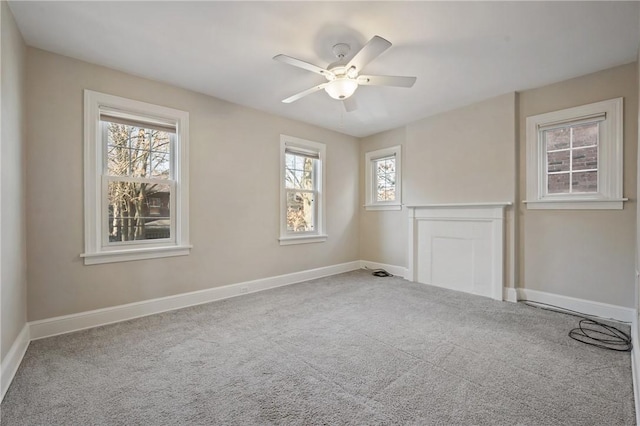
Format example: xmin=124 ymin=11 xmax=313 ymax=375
xmin=406 ymin=202 xmax=512 ymax=209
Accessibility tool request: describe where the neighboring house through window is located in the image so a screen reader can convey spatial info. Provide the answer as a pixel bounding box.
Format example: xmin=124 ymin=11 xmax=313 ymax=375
xmin=525 ymin=97 xmax=625 ymax=209
xmin=82 ymin=90 xmax=190 ymax=264
xmin=365 ymin=145 xmax=402 ymax=210
xmin=279 ymin=135 xmax=327 ymax=245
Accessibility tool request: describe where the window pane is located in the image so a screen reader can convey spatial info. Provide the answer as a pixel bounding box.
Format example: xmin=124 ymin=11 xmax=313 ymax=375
xmin=572 ymin=123 xmax=598 ymax=148
xmin=107 ymin=181 xmax=171 ymax=242
xmin=572 ymin=171 xmax=598 ymax=193
xmin=150 ymin=151 xmax=170 ymax=179
xmin=548 ymin=173 xmax=570 ymax=194
xmin=105 ymin=121 xmax=172 ymax=179
xmin=151 ymin=133 xmax=171 ymax=153
xmin=572 ymin=146 xmax=598 ymax=171
xmin=375 ymin=158 xmax=396 ymax=202
xmin=547 ymin=150 xmax=570 ymax=173
xmin=106 ymin=123 xmax=133 ymax=149
xmin=285 ymin=154 xmax=314 ymax=190
xmin=286 ymin=191 xmax=315 ymax=232
xmin=545 ymin=128 xmax=570 ymax=150
xmin=129 ymin=149 xmax=151 ymax=177
xmin=107 ymin=145 xmax=131 ymax=176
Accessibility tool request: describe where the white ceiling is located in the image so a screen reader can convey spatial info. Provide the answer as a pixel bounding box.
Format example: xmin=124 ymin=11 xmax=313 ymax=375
xmin=8 ymin=1 xmax=640 ymax=138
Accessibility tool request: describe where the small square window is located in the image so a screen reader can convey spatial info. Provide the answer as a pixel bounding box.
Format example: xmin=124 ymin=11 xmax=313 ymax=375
xmin=525 ymin=98 xmax=625 ymax=210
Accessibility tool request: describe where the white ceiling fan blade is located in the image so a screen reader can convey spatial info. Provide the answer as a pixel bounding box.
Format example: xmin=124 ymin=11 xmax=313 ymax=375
xmin=282 ymin=83 xmax=329 ymax=103
xmin=273 ymin=54 xmax=334 ymax=78
xmin=346 ymin=36 xmax=392 ymax=73
xmin=358 ymin=75 xmax=417 ymax=88
xmin=343 ymin=97 xmax=358 ymax=112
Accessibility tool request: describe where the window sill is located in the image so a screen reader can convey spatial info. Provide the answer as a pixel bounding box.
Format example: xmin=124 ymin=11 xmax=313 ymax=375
xmin=364 ymin=204 xmax=402 ymax=211
xmin=81 ymin=244 xmax=192 ymax=265
xmin=523 ymin=198 xmax=628 ymax=210
xmin=279 ymin=234 xmax=328 ymax=246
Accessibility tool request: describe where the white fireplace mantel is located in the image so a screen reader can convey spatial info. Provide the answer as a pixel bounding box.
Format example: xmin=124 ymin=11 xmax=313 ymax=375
xmin=407 ymin=202 xmax=511 ymax=300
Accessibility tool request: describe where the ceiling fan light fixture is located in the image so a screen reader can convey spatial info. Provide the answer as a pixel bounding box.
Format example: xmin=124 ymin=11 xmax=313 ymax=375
xmin=324 ymin=78 xmax=358 ymax=100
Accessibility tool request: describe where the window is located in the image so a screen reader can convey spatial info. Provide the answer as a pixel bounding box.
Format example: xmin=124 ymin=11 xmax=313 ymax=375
xmin=525 ymin=98 xmax=626 ymax=209
xmin=82 ymin=90 xmax=190 ymax=264
xmin=365 ymin=145 xmax=402 ymax=210
xmin=280 ymin=135 xmax=326 ymax=245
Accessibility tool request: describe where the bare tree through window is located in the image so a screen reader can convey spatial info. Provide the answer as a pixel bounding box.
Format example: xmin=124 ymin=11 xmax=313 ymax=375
xmin=284 ymin=152 xmax=316 ymax=232
xmin=105 ymin=122 xmax=172 ymax=242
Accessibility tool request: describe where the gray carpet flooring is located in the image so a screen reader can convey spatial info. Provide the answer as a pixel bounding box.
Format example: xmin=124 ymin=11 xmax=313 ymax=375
xmin=1 ymin=270 xmax=635 ymax=425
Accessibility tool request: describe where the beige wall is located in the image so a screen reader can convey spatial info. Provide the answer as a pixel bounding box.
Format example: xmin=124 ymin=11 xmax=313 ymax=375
xmin=359 ymin=127 xmax=408 ymax=267
xmin=519 ymin=63 xmax=638 ymax=307
xmin=17 ymin=36 xmax=640 ymax=324
xmin=26 ymin=48 xmax=360 ymax=321
xmin=404 ymin=93 xmax=517 ymax=207
xmin=359 ymin=94 xmax=518 ymax=286
xmin=360 ymin=64 xmax=638 ymax=308
xmin=1 ymin=2 xmax=28 ymax=360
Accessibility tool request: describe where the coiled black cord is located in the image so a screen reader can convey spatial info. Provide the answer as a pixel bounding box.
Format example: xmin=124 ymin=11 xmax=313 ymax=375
xmin=364 ymin=266 xmax=393 ymax=277
xmin=568 ymin=319 xmax=632 ymax=352
xmin=524 ymin=301 xmax=632 ymax=352
xmin=371 ymin=269 xmax=393 ymax=277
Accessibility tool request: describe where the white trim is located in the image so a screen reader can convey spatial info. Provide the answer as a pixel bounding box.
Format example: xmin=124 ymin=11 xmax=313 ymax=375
xmin=1 ymin=324 xmax=30 ymax=402
xmin=525 ymin=97 xmax=624 ymax=209
xmin=365 ymin=145 xmax=402 ymax=209
xmin=516 ymin=288 xmax=634 ymax=323
xmin=279 ymin=135 xmax=326 ymax=244
xmin=408 ymin=204 xmax=508 ymax=301
xmin=83 ymin=90 xmax=190 ymax=265
xmin=29 ymin=261 xmax=360 ymax=340
xmin=406 ymin=202 xmax=513 ymax=209
xmin=503 ymin=287 xmax=518 ymax=303
xmin=278 ymin=234 xmax=328 ymax=245
xmin=631 ymin=315 xmax=640 ymax=426
xmin=363 ymin=204 xmax=402 ymax=211
xmin=524 ymin=198 xmax=627 ymax=210
xmin=80 ymin=245 xmax=192 ymax=265
xmin=360 ymin=260 xmax=408 ymax=279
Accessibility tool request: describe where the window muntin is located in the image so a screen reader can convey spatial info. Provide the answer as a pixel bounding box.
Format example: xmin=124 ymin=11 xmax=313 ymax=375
xmin=544 ymin=121 xmax=599 ymax=195
xmin=365 ymin=145 xmax=402 ymax=210
xmin=279 ymin=135 xmax=326 ymax=245
xmin=83 ymin=90 xmax=190 ymax=264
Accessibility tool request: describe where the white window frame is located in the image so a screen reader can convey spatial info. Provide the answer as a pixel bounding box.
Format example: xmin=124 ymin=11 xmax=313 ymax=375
xmin=524 ymin=98 xmax=626 ymax=210
xmin=364 ymin=145 xmax=402 ymax=211
xmin=82 ymin=90 xmax=191 ymax=265
xmin=279 ymin=135 xmax=327 ymax=245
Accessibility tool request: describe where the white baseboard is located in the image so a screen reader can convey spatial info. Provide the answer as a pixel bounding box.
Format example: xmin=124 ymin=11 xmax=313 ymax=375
xmin=1 ymin=324 xmax=30 ymax=402
xmin=359 ymin=260 xmax=408 ymax=279
xmin=30 ymin=261 xmax=361 ymax=340
xmin=503 ymin=287 xmax=518 ymax=303
xmin=517 ymin=288 xmax=635 ymax=323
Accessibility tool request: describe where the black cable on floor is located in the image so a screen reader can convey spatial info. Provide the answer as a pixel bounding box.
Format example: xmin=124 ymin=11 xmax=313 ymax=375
xmin=364 ymin=266 xmax=393 ymax=277
xmin=568 ymin=319 xmax=632 ymax=352
xmin=523 ymin=300 xmax=632 ymax=352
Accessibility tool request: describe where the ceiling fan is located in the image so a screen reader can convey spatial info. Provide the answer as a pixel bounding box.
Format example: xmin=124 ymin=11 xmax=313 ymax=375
xmin=273 ymin=35 xmax=417 ymax=112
